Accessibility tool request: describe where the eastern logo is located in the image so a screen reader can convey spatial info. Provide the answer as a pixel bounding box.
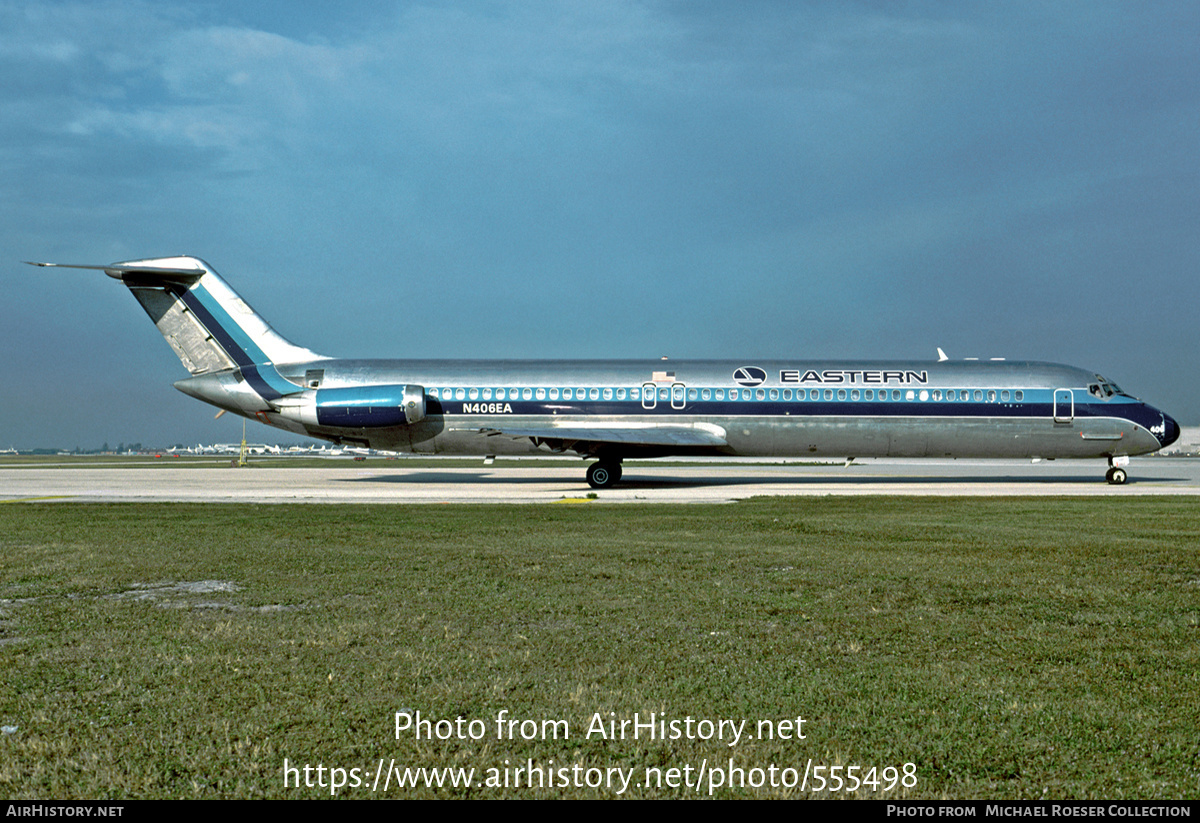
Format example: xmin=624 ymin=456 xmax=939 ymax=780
xmin=733 ymin=366 xmax=767 ymax=387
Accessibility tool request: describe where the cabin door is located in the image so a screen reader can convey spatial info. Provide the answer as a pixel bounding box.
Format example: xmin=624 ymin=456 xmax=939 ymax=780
xmin=671 ymin=382 xmax=687 ymax=410
xmin=1053 ymin=389 xmax=1074 ymax=423
xmin=642 ymin=383 xmax=657 ymax=410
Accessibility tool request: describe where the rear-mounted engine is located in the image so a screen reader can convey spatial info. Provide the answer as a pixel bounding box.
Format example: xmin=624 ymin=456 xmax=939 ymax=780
xmin=317 ymin=384 xmax=426 ymax=427
xmin=275 ymin=384 xmax=426 ymax=428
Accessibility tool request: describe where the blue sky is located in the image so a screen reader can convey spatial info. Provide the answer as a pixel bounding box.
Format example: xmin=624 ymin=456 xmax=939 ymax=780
xmin=4 ymin=0 xmax=1198 ymax=448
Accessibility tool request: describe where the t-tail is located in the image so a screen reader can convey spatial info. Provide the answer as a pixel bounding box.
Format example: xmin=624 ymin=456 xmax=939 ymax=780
xmin=27 ymin=255 xmax=328 ymax=412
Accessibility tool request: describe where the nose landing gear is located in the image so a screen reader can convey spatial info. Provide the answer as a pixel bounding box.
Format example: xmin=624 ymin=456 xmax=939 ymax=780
xmin=1105 ymin=457 xmax=1128 ymax=485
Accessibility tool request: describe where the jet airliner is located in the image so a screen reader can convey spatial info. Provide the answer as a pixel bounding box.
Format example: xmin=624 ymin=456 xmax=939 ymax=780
xmin=30 ymin=256 xmax=1180 ymax=487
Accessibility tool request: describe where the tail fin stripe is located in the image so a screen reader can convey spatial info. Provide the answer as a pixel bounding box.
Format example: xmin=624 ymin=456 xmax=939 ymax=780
xmin=171 ymin=284 xmax=257 ymax=367
xmin=240 ymin=364 xmax=287 ymax=402
xmin=173 ymin=284 xmax=299 ymax=400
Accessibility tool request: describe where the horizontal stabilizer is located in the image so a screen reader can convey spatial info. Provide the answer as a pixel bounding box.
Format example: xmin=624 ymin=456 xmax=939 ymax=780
xmin=27 ymin=260 xmax=206 ymax=282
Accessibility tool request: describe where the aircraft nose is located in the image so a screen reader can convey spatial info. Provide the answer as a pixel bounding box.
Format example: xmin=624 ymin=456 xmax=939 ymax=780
xmin=1159 ymin=411 xmax=1181 ymax=449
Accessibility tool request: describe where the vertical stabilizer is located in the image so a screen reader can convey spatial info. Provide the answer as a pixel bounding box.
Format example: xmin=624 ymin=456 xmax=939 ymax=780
xmin=28 ymin=256 xmax=327 ymax=394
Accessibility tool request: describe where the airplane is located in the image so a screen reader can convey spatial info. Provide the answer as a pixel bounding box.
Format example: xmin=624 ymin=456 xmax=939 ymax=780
xmin=29 ymin=255 xmax=1180 ymax=487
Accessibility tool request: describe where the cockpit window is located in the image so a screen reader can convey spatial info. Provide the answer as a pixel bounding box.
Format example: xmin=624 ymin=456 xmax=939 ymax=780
xmin=1090 ymin=375 xmax=1125 ymax=399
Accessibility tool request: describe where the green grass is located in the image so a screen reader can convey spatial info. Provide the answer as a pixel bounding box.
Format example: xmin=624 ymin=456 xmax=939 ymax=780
xmin=1 ymin=499 xmax=1197 ymax=798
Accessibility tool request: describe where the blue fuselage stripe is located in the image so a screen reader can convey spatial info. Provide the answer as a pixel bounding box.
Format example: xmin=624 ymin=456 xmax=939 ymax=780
xmin=431 ymin=398 xmax=1148 ymax=425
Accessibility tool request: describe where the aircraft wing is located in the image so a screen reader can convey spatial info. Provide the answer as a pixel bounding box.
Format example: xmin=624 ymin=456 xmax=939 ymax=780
xmin=452 ymin=422 xmax=728 ymax=449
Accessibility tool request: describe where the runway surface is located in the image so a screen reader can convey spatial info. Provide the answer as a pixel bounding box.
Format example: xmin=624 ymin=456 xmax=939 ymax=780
xmin=3 ymin=457 xmax=1200 ymax=503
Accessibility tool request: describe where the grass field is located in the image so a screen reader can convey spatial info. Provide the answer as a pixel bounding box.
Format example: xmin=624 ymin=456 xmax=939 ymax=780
xmin=1 ymin=499 xmax=1197 ymax=798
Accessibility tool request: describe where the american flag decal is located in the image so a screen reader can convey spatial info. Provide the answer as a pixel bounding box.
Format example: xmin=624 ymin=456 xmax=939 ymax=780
xmin=652 ymin=371 xmax=676 ymax=382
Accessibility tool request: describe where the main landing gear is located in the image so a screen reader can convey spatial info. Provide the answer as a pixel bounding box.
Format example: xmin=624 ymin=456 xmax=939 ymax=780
xmin=586 ymin=460 xmax=623 ymax=489
xmin=1105 ymin=457 xmax=1128 ymax=486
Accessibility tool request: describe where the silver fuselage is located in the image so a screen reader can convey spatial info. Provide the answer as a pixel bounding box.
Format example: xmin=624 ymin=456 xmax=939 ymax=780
xmin=175 ymin=357 xmax=1179 ymax=460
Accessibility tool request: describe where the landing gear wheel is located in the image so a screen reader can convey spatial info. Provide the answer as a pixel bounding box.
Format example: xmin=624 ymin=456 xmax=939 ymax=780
xmin=586 ymin=461 xmax=621 ymax=489
xmin=1106 ymin=467 xmax=1128 ymax=485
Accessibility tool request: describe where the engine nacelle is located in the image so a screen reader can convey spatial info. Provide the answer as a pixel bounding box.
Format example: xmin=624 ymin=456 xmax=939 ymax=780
xmin=318 ymin=384 xmax=426 ymax=427
xmin=275 ymin=384 xmax=426 ymax=428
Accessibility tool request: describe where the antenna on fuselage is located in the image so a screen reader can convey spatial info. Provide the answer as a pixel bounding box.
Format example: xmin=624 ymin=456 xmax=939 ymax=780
xmin=936 ymin=348 xmax=949 ymax=362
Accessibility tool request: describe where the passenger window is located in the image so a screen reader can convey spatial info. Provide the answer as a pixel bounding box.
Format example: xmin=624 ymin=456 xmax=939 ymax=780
xmin=1001 ymin=390 xmax=1010 ymax=402
xmin=535 ymin=388 xmax=545 ymax=400
xmin=469 ymin=388 xmax=479 ymax=400
xmin=549 ymin=388 xmax=558 ymax=400
xmin=716 ymin=389 xmax=725 ymax=400
xmin=616 ymin=388 xmax=626 ymax=400
xmin=769 ymin=389 xmax=778 ymax=400
xmin=1015 ymin=390 xmax=1023 ymax=401
xmin=782 ymin=389 xmax=792 ymax=401
xmin=756 ymin=389 xmax=765 ymax=400
xmin=688 ymin=388 xmax=698 ymax=400
xmin=522 ymin=388 xmax=532 ymax=400
xmin=590 ymin=388 xmax=600 ymax=400
xmin=905 ymin=390 xmax=914 ymax=401
xmin=973 ymin=390 xmax=983 ymax=401
xmin=629 ymin=388 xmax=639 ymax=400
xmin=824 ymin=389 xmax=833 ymax=401
xmin=702 ymin=389 xmax=711 ymax=400
xmin=837 ymin=389 xmax=846 ymax=401
xmin=603 ymin=388 xmax=612 ymax=400
xmin=987 ymin=390 xmax=996 ymax=402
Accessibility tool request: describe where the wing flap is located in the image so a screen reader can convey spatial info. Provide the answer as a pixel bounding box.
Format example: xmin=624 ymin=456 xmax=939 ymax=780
xmin=451 ymin=423 xmax=728 ymax=448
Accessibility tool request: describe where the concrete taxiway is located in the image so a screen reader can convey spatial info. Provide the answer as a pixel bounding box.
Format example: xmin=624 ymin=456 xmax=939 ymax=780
xmin=2 ymin=457 xmax=1199 ymax=503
